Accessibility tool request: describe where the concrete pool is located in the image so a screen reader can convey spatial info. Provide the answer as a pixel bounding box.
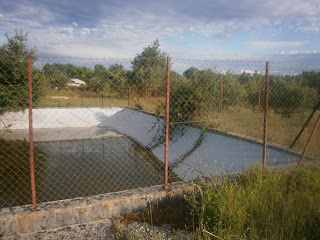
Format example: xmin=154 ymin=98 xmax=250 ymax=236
xmin=0 ymin=107 xmax=304 ymax=206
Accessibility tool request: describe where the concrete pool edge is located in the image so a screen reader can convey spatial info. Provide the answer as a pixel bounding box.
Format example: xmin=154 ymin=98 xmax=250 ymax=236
xmin=0 ymin=181 xmax=194 ymax=237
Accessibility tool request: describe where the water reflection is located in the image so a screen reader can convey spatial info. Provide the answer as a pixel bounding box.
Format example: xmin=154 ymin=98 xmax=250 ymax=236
xmin=1 ymin=135 xmax=179 ymax=208
xmin=0 ymin=139 xmax=47 ymax=208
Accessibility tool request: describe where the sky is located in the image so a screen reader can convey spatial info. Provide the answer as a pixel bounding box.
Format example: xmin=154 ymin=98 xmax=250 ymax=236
xmin=0 ymin=0 xmax=320 ymax=63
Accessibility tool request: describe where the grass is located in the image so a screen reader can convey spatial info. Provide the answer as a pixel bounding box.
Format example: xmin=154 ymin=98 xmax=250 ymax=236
xmin=188 ymin=163 xmax=320 ymax=239
xmin=111 ymin=163 xmax=320 ymax=239
xmin=38 ymin=88 xmax=130 ymax=108
xmin=38 ymin=87 xmax=165 ymax=110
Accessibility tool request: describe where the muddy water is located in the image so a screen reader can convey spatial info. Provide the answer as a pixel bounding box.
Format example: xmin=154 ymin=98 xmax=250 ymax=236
xmin=0 ymin=136 xmax=178 ymax=208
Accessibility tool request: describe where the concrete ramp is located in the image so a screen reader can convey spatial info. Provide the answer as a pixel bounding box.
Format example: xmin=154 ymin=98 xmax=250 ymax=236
xmin=0 ymin=107 xmax=301 ymax=180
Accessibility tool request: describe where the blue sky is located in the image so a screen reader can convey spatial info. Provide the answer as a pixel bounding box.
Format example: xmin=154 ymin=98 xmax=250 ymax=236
xmin=0 ymin=0 xmax=320 ymax=62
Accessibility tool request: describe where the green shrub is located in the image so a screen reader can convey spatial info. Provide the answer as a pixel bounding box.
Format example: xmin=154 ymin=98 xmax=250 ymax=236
xmin=170 ymin=82 xmax=196 ymax=123
xmin=269 ymin=79 xmax=318 ymax=117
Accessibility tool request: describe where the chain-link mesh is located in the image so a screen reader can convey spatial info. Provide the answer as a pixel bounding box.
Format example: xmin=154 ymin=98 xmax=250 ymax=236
xmin=1 ymin=56 xmax=320 ymax=208
xmin=268 ymin=62 xmax=320 ymax=158
xmin=1 ymin=54 xmax=33 ymax=208
xmin=170 ymin=59 xmax=320 ymax=179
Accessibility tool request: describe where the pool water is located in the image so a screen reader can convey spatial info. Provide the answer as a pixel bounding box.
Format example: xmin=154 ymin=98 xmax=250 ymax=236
xmin=0 ymin=136 xmax=178 ymax=208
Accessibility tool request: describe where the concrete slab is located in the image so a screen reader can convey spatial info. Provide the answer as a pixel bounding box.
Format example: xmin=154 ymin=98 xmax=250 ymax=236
xmin=0 ymin=127 xmax=122 ymax=142
xmin=173 ymin=132 xmax=300 ymax=180
xmin=152 ymin=126 xmax=201 ymax=164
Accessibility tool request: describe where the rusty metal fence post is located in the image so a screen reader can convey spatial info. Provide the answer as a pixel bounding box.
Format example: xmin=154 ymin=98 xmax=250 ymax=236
xmin=128 ymin=86 xmax=130 ymax=107
xmin=220 ymin=75 xmax=223 ymax=130
xmin=165 ymin=57 xmax=171 ymax=191
xmin=80 ymin=88 xmax=83 ymax=107
xmin=57 ymin=87 xmax=60 ymax=107
xmin=297 ymin=113 xmax=320 ymax=165
xmin=145 ymin=85 xmax=148 ymax=110
xmin=257 ymin=73 xmax=262 ymax=139
xmin=195 ymin=77 xmax=198 ymax=122
xmin=28 ymin=56 xmax=37 ymax=211
xmin=263 ymin=62 xmax=269 ymax=168
xmin=101 ymin=89 xmax=104 ymax=107
xmin=290 ymin=99 xmax=320 ymax=148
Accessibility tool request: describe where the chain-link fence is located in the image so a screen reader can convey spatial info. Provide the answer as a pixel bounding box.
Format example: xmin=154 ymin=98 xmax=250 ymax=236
xmin=1 ymin=56 xmax=320 ymax=209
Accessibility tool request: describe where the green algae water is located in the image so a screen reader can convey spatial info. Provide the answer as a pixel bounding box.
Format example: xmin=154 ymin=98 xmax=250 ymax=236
xmin=0 ymin=135 xmax=177 ymax=208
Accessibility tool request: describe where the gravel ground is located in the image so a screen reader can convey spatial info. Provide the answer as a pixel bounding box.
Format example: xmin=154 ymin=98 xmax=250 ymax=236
xmin=1 ymin=219 xmax=115 ymax=240
xmin=113 ymin=222 xmax=192 ymax=240
xmin=1 ymin=219 xmax=192 ymax=240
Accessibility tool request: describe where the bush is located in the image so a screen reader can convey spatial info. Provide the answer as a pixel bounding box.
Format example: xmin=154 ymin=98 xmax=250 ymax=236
xmin=222 ymin=71 xmax=246 ymax=108
xmin=245 ymin=79 xmax=260 ymax=110
xmin=85 ymin=76 xmax=109 ymax=93
xmin=48 ymin=70 xmax=69 ymax=90
xmin=269 ymin=79 xmax=318 ymax=117
xmin=170 ymin=81 xmax=196 ymax=123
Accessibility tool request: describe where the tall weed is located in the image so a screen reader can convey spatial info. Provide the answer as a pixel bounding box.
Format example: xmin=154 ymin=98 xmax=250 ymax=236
xmin=188 ymin=163 xmax=320 ymax=239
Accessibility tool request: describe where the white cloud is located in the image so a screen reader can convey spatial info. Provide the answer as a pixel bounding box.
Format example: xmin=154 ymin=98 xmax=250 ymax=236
xmin=80 ymin=28 xmax=90 ymax=36
xmin=1 ymin=0 xmax=320 ymax=59
xmin=296 ymin=26 xmax=320 ymax=32
xmin=247 ymin=41 xmax=311 ymax=48
xmin=61 ymin=27 xmax=74 ymax=35
xmin=280 ymin=50 xmax=320 ymax=55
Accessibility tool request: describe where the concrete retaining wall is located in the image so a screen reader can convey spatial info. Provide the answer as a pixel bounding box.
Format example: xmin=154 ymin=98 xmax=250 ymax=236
xmin=0 ymin=182 xmax=193 ymax=237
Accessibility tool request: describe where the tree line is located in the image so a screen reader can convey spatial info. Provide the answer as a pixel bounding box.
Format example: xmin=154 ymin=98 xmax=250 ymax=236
xmin=1 ymin=30 xmax=319 ymax=119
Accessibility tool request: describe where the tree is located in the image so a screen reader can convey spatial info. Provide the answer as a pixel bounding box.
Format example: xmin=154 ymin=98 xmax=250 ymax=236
xmin=50 ymin=71 xmax=69 ymax=89
xmin=299 ymin=71 xmax=320 ymax=99
xmin=131 ymin=39 xmax=167 ymax=89
xmin=132 ymin=39 xmax=167 ymax=70
xmin=269 ymin=78 xmax=318 ymax=117
xmin=43 ymin=63 xmax=57 ymax=76
xmin=222 ymin=70 xmax=245 ymax=107
xmin=83 ymin=64 xmax=109 ymax=93
xmin=86 ymin=76 xmax=108 ymax=93
xmin=94 ymin=64 xmax=107 ymax=76
xmin=0 ymin=29 xmax=42 ymax=112
xmin=75 ymin=66 xmax=93 ymax=81
xmin=108 ymin=63 xmax=124 ymax=71
xmin=188 ymin=69 xmax=220 ymax=116
xmin=245 ymin=79 xmax=260 ymax=110
xmin=170 ymin=78 xmax=196 ymax=123
xmin=183 ymin=67 xmax=199 ymax=80
xmin=108 ymin=64 xmax=128 ymax=94
xmin=239 ymin=72 xmax=254 ymax=84
xmin=43 ymin=64 xmax=70 ymax=90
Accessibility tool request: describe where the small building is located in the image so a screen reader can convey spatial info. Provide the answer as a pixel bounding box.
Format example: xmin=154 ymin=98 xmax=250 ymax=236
xmin=67 ymin=78 xmax=86 ymax=87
